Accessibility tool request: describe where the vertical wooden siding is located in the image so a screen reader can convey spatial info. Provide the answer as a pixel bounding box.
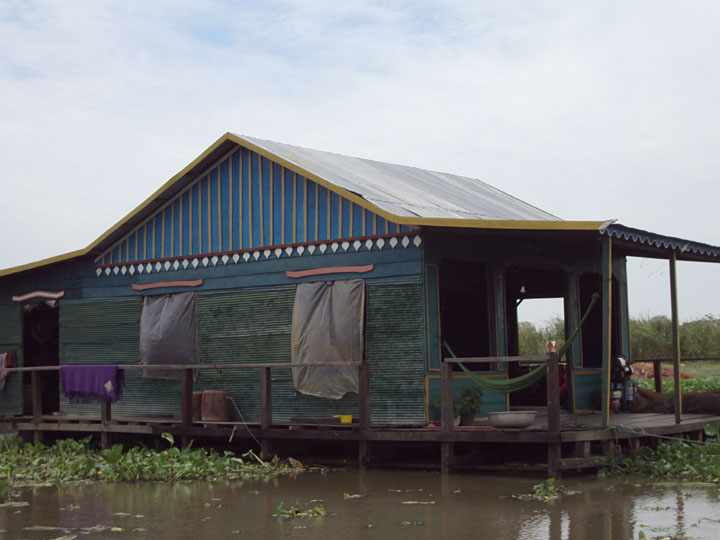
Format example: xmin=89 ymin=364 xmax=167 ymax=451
xmin=98 ymin=147 xmax=412 ymax=266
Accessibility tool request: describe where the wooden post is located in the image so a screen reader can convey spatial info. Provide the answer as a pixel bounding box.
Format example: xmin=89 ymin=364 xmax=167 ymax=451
xmin=546 ymin=348 xmax=561 ymax=477
xmin=100 ymin=400 xmax=112 ymax=449
xmin=181 ymin=368 xmax=193 ymax=429
xmin=31 ymin=370 xmax=42 ymax=422
xmin=259 ymin=366 xmax=273 ymax=460
xmin=653 ymin=360 xmax=663 ymax=393
xmin=574 ymin=441 xmax=591 ymax=458
xmin=440 ymin=360 xmax=455 ymax=473
xmin=440 ymin=360 xmax=454 ymax=434
xmin=601 ymin=235 xmax=613 ymax=428
xmin=669 ymin=253 xmax=682 ymax=424
xmin=358 ymin=362 xmax=370 ymax=466
xmin=31 ymin=369 xmax=43 ymax=443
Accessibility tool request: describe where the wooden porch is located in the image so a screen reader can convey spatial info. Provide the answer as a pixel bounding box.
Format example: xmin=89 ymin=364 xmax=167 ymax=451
xmin=2 ymin=355 xmax=718 ymax=477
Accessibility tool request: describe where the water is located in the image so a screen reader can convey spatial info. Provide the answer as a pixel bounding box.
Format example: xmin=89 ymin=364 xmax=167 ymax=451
xmin=2 ymin=470 xmax=719 ymax=539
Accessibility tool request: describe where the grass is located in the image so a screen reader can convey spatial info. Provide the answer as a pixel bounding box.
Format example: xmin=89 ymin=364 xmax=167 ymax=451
xmin=681 ymin=359 xmax=720 ymax=379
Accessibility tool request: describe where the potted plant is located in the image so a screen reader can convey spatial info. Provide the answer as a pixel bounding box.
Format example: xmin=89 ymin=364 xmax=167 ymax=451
xmin=456 ymin=385 xmax=483 ymax=426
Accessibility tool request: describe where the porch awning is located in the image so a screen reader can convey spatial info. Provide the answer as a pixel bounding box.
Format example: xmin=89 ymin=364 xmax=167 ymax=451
xmin=601 ymin=224 xmax=720 ymax=263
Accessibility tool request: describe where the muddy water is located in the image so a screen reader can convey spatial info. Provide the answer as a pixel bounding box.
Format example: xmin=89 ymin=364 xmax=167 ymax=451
xmin=2 ymin=470 xmax=719 ymax=540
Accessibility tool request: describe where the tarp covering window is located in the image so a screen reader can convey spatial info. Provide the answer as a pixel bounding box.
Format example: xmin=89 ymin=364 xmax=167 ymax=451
xmin=140 ymin=292 xmax=198 ymax=379
xmin=291 ymin=279 xmax=364 ymax=399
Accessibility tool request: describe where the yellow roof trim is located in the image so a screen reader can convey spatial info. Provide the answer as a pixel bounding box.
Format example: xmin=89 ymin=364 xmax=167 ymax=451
xmin=0 ymin=132 xmax=607 ymax=278
xmin=90 ymin=133 xmax=234 ymax=251
xmin=0 ymin=249 xmax=87 ymax=278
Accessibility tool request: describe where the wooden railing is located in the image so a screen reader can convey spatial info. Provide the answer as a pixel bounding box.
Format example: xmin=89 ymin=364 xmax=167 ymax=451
xmin=2 ymin=361 xmax=371 ymax=454
xmin=440 ymin=351 xmax=560 ymax=474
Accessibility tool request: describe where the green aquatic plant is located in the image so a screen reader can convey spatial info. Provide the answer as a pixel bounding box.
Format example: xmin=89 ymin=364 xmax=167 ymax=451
xmin=274 ymin=501 xmax=327 ymax=519
xmin=512 ymin=478 xmax=579 ymax=503
xmin=0 ymin=434 xmax=302 ymax=488
xmin=603 ymin=436 xmax=720 ymax=483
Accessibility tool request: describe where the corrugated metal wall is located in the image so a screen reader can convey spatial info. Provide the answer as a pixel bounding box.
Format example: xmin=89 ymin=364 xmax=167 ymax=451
xmin=195 ymin=280 xmax=426 ymax=424
xmin=52 ymin=280 xmax=425 ymax=423
xmin=59 ymin=298 xmax=183 ymax=418
xmin=0 ymin=304 xmax=22 ymax=415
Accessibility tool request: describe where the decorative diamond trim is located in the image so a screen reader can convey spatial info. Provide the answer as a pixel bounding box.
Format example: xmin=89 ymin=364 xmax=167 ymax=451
xmin=95 ymin=234 xmax=421 ymax=277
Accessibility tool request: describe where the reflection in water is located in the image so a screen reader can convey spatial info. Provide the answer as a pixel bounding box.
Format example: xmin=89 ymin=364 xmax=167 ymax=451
xmin=2 ymin=470 xmax=719 ymax=540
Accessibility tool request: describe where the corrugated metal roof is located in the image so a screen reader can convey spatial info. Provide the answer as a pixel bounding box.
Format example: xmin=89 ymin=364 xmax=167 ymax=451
xmin=602 ymin=224 xmax=720 ymax=261
xmin=241 ymin=135 xmax=560 ymax=222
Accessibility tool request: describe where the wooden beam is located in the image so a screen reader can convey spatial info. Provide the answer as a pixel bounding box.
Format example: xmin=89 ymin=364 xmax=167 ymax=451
xmin=601 ymin=235 xmax=613 ymax=428
xmin=444 ymin=355 xmax=548 ymax=364
xmin=670 ymin=252 xmax=682 ymax=424
xmin=4 ymin=360 xmax=363 ymax=373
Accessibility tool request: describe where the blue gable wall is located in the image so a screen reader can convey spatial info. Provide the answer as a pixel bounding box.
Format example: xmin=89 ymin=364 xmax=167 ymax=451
xmin=98 ymin=146 xmax=413 ymax=267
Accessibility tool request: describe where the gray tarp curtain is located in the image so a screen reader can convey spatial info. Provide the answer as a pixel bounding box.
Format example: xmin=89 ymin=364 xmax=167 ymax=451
xmin=291 ymin=279 xmax=364 ymax=399
xmin=140 ymin=292 xmax=198 ymax=379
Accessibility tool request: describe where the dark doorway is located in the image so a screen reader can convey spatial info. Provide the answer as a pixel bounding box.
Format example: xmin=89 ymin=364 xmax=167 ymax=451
xmin=22 ymin=302 xmax=60 ymax=415
xmin=505 ymin=266 xmax=567 ymax=407
xmin=439 ymin=260 xmax=491 ymax=371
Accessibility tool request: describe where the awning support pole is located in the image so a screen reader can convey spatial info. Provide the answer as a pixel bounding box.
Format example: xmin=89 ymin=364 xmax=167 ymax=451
xmin=669 ymin=252 xmax=682 ymax=424
xmin=601 ymin=236 xmax=613 ymax=428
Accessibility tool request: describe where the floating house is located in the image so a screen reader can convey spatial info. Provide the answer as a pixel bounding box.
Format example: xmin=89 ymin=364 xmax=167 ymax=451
xmin=2 ymin=132 xmax=720 ymax=472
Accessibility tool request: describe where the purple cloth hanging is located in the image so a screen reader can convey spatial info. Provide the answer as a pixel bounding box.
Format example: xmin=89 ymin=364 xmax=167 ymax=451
xmin=60 ymin=365 xmax=124 ymax=403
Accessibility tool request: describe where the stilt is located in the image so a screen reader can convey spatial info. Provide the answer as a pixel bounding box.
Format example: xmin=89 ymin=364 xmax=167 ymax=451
xmin=575 ymin=441 xmax=591 ymax=458
xmin=358 ymin=440 xmax=369 ymax=466
xmin=441 ymin=441 xmax=454 ymax=474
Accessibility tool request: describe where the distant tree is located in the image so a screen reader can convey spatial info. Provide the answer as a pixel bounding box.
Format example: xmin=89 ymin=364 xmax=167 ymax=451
xmin=519 ymin=315 xmax=720 ymax=360
xmin=678 ymin=315 xmax=720 ymax=358
xmin=518 ymin=318 xmax=565 ymax=356
xmin=630 ymin=315 xmax=672 ymax=359
xmin=629 ymin=314 xmax=720 ymax=360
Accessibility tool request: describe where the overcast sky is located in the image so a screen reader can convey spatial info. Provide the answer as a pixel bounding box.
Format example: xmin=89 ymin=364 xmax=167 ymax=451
xmin=1 ymin=1 xmax=719 ymax=324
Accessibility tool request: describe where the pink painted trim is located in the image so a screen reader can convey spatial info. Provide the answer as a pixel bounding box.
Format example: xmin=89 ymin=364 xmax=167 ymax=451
xmin=131 ymin=279 xmax=204 ymax=291
xmin=12 ymin=290 xmax=65 ymax=303
xmin=285 ymin=265 xmax=374 ymax=279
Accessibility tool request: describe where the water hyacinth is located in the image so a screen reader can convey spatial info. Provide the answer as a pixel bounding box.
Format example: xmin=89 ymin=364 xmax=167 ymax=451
xmin=603 ymin=438 xmax=720 ymax=483
xmin=0 ymin=434 xmax=301 ymax=489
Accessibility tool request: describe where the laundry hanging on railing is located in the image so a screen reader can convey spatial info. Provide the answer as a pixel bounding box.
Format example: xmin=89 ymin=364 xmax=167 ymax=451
xmin=60 ymin=365 xmax=125 ymax=403
xmin=0 ymin=351 xmax=17 ymax=391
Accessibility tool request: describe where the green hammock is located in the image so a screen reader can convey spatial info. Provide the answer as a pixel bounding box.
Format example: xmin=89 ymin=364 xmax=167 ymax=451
xmin=444 ymin=292 xmax=600 ymax=394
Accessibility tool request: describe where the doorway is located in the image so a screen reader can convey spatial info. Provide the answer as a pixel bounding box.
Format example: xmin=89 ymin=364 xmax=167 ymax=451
xmin=22 ymin=301 xmax=60 ymax=415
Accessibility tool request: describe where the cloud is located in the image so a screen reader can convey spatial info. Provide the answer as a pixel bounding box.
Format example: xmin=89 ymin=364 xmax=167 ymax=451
xmin=1 ymin=0 xmax=720 ymax=319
